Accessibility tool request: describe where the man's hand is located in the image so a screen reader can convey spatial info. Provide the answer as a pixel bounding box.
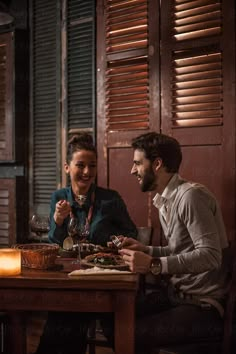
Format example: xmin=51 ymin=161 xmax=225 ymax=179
xmin=119 ymin=248 xmax=152 ymax=273
xmin=54 ymin=200 xmax=71 ymax=225
xmin=121 ymin=237 xmax=149 ymax=253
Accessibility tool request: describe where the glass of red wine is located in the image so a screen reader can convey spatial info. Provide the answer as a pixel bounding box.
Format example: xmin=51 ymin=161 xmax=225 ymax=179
xmin=68 ymin=217 xmax=90 ymax=266
xmin=30 ymin=214 xmax=50 ymax=242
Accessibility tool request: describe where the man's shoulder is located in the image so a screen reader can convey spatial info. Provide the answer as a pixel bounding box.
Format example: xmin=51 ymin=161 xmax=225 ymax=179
xmin=177 ymin=181 xmax=210 ymax=195
xmin=176 ymin=181 xmax=216 ymax=205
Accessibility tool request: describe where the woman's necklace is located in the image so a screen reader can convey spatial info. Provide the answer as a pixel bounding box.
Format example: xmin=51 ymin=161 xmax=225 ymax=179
xmin=75 ymin=194 xmax=87 ymax=206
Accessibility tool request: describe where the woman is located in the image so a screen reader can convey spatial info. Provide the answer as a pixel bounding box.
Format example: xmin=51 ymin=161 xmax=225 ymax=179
xmin=49 ymin=133 xmax=137 ymax=247
xmin=35 ymin=133 xmax=137 ymax=354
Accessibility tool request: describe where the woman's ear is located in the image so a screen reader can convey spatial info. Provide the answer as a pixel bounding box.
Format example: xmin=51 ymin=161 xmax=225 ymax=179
xmin=64 ymin=162 xmax=70 ymax=174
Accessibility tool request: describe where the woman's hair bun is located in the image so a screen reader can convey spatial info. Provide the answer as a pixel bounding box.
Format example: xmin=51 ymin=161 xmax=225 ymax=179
xmin=68 ymin=132 xmax=94 ymax=146
xmin=66 ymin=132 xmax=96 ymax=162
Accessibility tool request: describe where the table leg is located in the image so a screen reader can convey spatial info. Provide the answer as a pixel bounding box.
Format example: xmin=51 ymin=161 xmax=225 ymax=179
xmin=114 ymin=291 xmax=135 ymax=354
xmin=6 ymin=312 xmax=26 ymax=354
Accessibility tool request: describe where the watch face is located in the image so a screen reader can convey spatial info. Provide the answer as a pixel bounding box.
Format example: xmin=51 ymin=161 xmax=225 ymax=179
xmin=150 ymin=259 xmax=161 ymax=275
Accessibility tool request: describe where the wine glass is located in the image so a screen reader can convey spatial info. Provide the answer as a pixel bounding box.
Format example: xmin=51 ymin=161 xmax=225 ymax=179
xmin=30 ymin=214 xmax=50 ymax=242
xmin=62 ymin=216 xmax=77 ymax=251
xmin=68 ymin=218 xmax=90 ymax=266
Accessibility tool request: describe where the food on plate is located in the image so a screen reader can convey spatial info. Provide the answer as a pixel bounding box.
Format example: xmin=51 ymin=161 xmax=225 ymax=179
xmin=84 ymin=252 xmax=123 ymax=266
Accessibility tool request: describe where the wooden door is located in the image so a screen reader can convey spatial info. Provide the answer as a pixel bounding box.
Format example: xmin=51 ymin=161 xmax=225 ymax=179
xmin=96 ymin=0 xmax=161 ymax=242
xmin=161 ymin=0 xmax=236 ymax=240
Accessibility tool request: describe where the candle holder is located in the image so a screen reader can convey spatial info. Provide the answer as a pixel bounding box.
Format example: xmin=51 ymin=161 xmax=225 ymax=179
xmin=0 ymin=249 xmax=21 ymax=276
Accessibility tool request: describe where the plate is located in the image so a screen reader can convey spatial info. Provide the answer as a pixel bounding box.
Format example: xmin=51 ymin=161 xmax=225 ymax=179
xmin=81 ymin=252 xmax=129 ymax=271
xmin=81 ymin=260 xmax=129 ymax=271
xmin=68 ymin=266 xmax=132 ymax=276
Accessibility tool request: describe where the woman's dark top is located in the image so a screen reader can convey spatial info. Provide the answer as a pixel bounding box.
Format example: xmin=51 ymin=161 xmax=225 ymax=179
xmin=48 ymin=184 xmax=137 ymax=246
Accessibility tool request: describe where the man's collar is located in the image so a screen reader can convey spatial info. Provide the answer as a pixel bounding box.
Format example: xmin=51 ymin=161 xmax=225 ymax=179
xmin=153 ymin=194 xmax=167 ymax=209
xmin=153 ymin=173 xmax=180 ymax=209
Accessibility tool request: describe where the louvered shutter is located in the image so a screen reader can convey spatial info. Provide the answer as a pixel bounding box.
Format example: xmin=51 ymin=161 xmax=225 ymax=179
xmin=31 ymin=0 xmax=61 ymax=214
xmin=0 ymin=32 xmax=13 ymax=161
xmin=97 ymin=0 xmax=160 ymax=232
xmin=67 ymin=0 xmax=96 ymax=134
xmin=161 ymin=0 xmax=224 ymax=132
xmin=0 ymin=179 xmax=16 ymax=247
xmin=97 ymin=0 xmax=159 ymax=167
xmin=161 ymin=0 xmax=235 ymax=239
xmin=105 ymin=0 xmax=149 ymax=131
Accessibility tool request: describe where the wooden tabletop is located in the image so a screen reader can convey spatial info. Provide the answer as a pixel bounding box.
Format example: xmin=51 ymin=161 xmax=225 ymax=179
xmin=0 ymin=263 xmax=138 ymax=291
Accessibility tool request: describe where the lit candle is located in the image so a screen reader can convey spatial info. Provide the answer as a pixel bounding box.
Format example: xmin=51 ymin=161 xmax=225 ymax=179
xmin=0 ymin=249 xmax=21 ymax=276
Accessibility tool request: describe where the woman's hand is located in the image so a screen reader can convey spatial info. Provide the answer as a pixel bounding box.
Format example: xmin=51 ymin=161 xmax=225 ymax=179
xmin=54 ymin=200 xmax=71 ymax=226
xmin=119 ymin=248 xmax=152 ymax=273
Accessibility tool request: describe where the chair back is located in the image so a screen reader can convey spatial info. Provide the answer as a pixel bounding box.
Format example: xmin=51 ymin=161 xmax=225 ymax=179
xmin=137 ymin=226 xmax=152 ymax=245
xmin=222 ymin=240 xmax=236 ymax=354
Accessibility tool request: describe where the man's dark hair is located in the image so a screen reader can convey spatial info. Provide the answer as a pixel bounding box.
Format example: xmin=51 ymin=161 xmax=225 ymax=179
xmin=131 ymin=132 xmax=182 ymax=173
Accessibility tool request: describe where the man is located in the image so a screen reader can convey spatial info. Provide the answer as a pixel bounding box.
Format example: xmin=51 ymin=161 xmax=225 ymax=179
xmin=119 ymin=132 xmax=229 ymax=353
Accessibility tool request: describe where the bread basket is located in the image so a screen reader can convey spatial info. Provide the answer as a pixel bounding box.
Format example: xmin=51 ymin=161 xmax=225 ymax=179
xmin=13 ymin=243 xmax=59 ymax=270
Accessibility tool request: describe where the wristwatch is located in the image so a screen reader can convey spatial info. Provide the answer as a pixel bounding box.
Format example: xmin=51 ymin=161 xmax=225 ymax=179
xmin=150 ymin=257 xmax=162 ymax=276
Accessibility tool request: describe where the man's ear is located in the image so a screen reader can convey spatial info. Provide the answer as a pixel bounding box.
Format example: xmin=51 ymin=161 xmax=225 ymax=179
xmin=152 ymin=158 xmax=163 ymax=172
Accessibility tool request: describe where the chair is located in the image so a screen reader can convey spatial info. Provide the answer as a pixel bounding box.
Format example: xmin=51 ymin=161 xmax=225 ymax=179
xmin=86 ymin=320 xmax=112 ymax=354
xmin=137 ymin=226 xmax=152 ymax=245
xmin=152 ymin=242 xmax=236 ymax=354
xmin=0 ymin=313 xmax=7 ymax=354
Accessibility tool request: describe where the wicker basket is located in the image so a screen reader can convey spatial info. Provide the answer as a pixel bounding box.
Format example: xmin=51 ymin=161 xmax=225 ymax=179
xmin=13 ymin=243 xmax=59 ymax=270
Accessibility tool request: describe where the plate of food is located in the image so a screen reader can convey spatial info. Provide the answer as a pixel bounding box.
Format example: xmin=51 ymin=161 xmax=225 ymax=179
xmin=81 ymin=252 xmax=129 ymax=270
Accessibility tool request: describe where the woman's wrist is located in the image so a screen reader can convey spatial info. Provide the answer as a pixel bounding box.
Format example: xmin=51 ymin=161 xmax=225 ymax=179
xmin=54 ymin=212 xmax=64 ymax=226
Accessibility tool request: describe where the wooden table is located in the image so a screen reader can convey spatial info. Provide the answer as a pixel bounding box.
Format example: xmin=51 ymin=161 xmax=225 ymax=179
xmin=0 ymin=264 xmax=138 ymax=354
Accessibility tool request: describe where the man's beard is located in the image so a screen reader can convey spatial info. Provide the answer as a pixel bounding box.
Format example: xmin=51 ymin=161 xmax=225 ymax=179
xmin=140 ymin=168 xmax=156 ymax=192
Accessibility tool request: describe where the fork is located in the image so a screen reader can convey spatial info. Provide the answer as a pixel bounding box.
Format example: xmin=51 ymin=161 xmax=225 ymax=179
xmin=111 ymin=235 xmax=122 ymax=249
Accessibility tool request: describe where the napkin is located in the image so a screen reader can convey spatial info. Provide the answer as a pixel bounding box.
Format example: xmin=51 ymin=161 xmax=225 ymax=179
xmin=68 ymin=266 xmax=131 ymax=276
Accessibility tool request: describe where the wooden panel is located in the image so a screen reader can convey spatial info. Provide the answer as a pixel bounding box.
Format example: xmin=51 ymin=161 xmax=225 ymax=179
xmin=109 ymin=147 xmax=149 ymax=226
xmin=0 ymin=179 xmax=16 ymax=247
xmin=172 ymin=125 xmax=222 ymax=146
xmin=108 ymin=147 xmax=161 ymax=245
xmin=180 ymin=145 xmax=222 ymax=200
xmin=180 ymin=145 xmax=234 ymax=240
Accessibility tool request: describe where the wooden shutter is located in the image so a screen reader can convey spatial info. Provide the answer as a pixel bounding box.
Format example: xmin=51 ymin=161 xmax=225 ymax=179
xmin=105 ymin=0 xmax=149 ymax=131
xmin=0 ymin=32 xmax=13 ymax=161
xmin=30 ymin=0 xmax=61 ymax=214
xmin=97 ymin=0 xmax=160 ymax=149
xmin=66 ymin=0 xmax=96 ymax=134
xmin=0 ymin=179 xmax=16 ymax=247
xmin=161 ymin=0 xmax=224 ymax=132
xmin=97 ymin=0 xmax=160 ymax=232
xmin=161 ymin=0 xmax=236 ymax=239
